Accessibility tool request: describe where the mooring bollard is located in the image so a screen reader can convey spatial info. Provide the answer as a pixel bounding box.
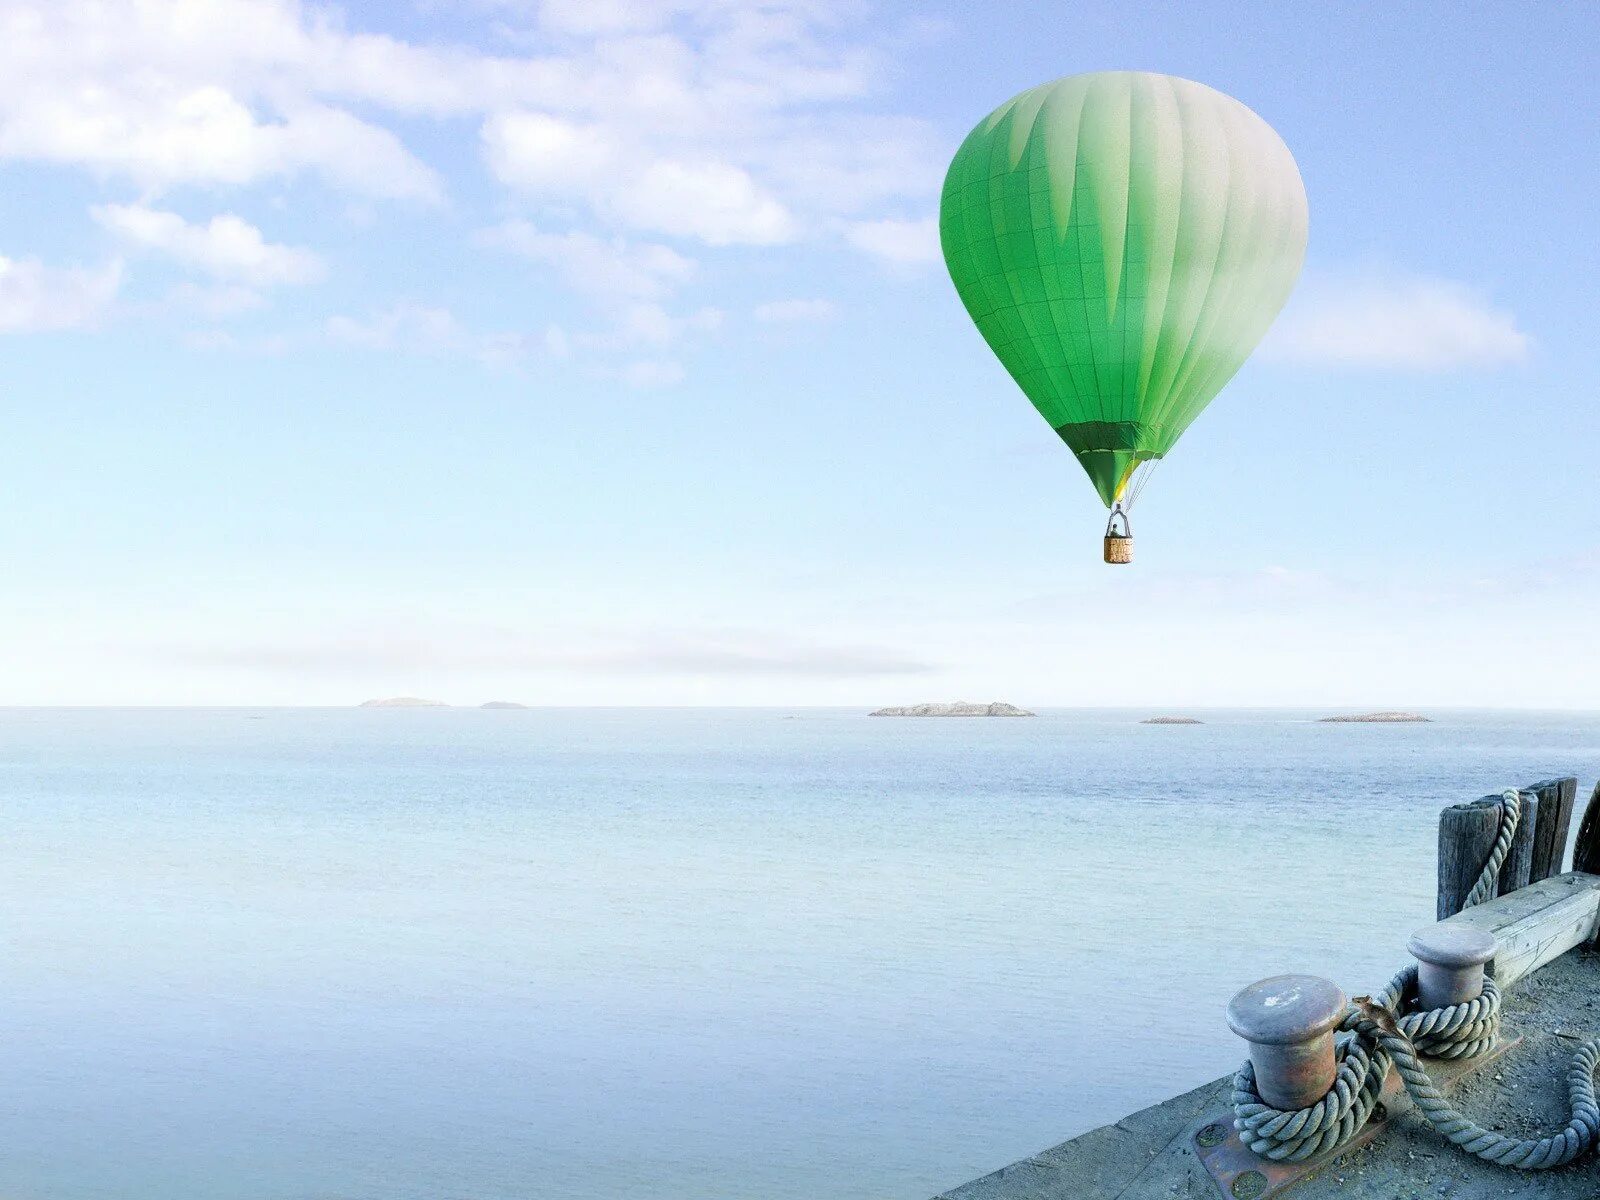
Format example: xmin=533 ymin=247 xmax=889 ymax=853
xmin=1226 ymin=974 xmax=1346 ymax=1111
xmin=1408 ymin=924 xmax=1497 ymax=1009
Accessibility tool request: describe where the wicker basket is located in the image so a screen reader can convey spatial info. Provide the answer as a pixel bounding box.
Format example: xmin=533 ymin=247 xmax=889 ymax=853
xmin=1103 ymin=534 xmax=1134 ymax=564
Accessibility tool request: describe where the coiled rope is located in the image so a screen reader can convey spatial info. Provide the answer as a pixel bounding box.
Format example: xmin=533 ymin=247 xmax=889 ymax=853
xmin=1232 ymin=1036 xmax=1390 ymax=1161
xmin=1232 ymin=789 xmax=1600 ymax=1170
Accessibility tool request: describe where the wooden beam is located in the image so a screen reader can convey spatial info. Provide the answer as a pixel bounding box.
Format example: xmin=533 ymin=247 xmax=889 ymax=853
xmin=1439 ymin=871 xmax=1600 ymax=988
xmin=1575 ymin=782 xmax=1600 ymax=876
xmin=1437 ymin=798 xmax=1502 ymax=919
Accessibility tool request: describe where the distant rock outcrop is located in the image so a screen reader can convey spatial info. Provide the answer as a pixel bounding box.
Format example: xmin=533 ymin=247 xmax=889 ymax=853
xmin=1319 ymin=711 xmax=1430 ymax=723
xmin=480 ymin=701 xmax=529 ymax=710
xmin=870 ymin=701 xmax=1034 ymax=717
xmin=358 ymin=697 xmax=447 ymax=708
xmin=1142 ymin=716 xmax=1203 ymax=725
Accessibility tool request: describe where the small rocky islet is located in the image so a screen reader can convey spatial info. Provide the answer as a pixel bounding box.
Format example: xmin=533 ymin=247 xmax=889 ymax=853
xmin=1142 ymin=716 xmax=1203 ymax=725
xmin=1319 ymin=711 xmax=1430 ymax=723
xmin=869 ymin=701 xmax=1034 ymax=717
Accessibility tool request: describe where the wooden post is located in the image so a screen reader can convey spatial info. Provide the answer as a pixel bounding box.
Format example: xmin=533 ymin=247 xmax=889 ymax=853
xmin=1497 ymin=789 xmax=1537 ymax=896
xmin=1575 ymin=782 xmax=1600 ymax=876
xmin=1437 ymin=797 xmax=1503 ymax=920
xmin=1526 ymin=777 xmax=1578 ymax=882
xmin=1553 ymin=776 xmax=1580 ymax=873
xmin=1525 ymin=780 xmax=1552 ymax=881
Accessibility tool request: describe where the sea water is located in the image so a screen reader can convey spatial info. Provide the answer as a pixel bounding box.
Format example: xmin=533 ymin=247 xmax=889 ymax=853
xmin=0 ymin=707 xmax=1595 ymax=1200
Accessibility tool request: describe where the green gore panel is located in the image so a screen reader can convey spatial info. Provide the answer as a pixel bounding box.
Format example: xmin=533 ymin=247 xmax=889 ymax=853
xmin=940 ymin=71 xmax=1309 ymax=506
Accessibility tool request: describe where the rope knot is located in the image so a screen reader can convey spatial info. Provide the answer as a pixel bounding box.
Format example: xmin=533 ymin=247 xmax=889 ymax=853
xmin=1351 ymin=995 xmax=1401 ymax=1039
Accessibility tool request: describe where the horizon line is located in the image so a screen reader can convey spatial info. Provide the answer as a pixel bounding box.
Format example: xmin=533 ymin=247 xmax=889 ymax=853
xmin=0 ymin=703 xmax=1596 ymax=713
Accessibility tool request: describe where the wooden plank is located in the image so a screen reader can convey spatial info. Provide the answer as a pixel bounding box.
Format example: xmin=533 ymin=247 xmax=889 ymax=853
xmin=1575 ymin=782 xmax=1600 ymax=875
xmin=1437 ymin=798 xmax=1502 ymax=919
xmin=1497 ymin=790 xmax=1537 ymax=895
xmin=1439 ymin=870 xmax=1600 ymax=988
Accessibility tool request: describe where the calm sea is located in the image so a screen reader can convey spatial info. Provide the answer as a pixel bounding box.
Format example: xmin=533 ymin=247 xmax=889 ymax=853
xmin=1 ymin=707 xmax=1595 ymax=1200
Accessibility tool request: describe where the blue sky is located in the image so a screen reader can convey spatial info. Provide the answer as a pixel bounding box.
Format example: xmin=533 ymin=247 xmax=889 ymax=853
xmin=1 ymin=0 xmax=1597 ymax=706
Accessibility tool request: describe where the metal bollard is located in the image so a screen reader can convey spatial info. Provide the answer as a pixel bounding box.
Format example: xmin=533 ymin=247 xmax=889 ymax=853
xmin=1227 ymin=974 xmax=1347 ymax=1111
xmin=1407 ymin=924 xmax=1497 ymax=1010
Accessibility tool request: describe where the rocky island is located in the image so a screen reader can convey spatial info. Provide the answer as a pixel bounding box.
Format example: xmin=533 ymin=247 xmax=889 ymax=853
xmin=869 ymin=701 xmax=1034 ymax=717
xmin=1319 ymin=711 xmax=1430 ymax=723
xmin=480 ymin=701 xmax=529 ymax=709
xmin=1142 ymin=716 xmax=1202 ymax=725
xmin=358 ymin=696 xmax=447 ymax=708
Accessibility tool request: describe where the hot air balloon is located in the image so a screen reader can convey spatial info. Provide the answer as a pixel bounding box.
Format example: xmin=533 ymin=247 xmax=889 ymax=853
xmin=939 ymin=71 xmax=1308 ymax=563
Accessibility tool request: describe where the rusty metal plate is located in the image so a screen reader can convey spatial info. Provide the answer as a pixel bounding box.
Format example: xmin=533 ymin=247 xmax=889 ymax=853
xmin=1193 ymin=1036 xmax=1520 ymax=1199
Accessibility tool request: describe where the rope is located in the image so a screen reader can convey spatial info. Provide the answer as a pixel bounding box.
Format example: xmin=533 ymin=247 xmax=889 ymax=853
xmin=1373 ymin=965 xmax=1502 ymax=1059
xmin=1231 ymin=787 xmax=1600 ymax=1170
xmin=1231 ymin=1035 xmax=1389 ymax=1161
xmin=1463 ymin=789 xmax=1520 ymax=909
xmin=1347 ymin=999 xmax=1600 ymax=1170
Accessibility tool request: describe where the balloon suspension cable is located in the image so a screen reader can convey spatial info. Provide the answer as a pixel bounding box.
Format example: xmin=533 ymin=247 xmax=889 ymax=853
xmin=1121 ymin=458 xmax=1160 ymax=512
xmin=1105 ymin=502 xmax=1132 ymax=539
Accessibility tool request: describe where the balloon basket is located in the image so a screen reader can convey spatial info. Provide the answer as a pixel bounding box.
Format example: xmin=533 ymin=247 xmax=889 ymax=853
xmin=1103 ymin=535 xmax=1134 ymax=564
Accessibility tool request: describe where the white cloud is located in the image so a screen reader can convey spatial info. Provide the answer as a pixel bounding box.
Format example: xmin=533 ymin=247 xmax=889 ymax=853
xmin=467 ymin=7 xmax=933 ymax=251
xmin=181 ymin=327 xmax=289 ymax=354
xmin=613 ymin=303 xmax=723 ymax=347
xmin=844 ymin=215 xmax=940 ymax=266
xmin=176 ymin=622 xmax=937 ymax=676
xmin=168 ymin=282 xmax=268 ymax=319
xmin=1267 ymin=272 xmax=1530 ymax=370
xmin=0 ymin=0 xmax=934 ymax=211
xmin=326 ymin=304 xmax=465 ymax=351
xmin=617 ymin=359 xmax=686 ymax=388
xmin=619 ymin=159 xmax=795 ymax=245
xmin=483 ymin=112 xmax=797 ymax=245
xmin=0 ymin=60 xmax=440 ymax=200
xmin=0 ymin=254 xmax=122 ymax=332
xmin=480 ymin=112 xmax=616 ymax=193
xmin=752 ymin=115 xmax=944 ymax=216
xmin=479 ymin=220 xmax=721 ymax=362
xmin=0 ymin=0 xmax=942 ymax=370
xmin=93 ymin=204 xmax=324 ymax=286
xmin=534 ymin=0 xmax=682 ymax=36
xmin=325 ymin=303 xmax=532 ymax=368
xmin=478 ymin=220 xmax=694 ymax=301
xmin=754 ymin=297 xmax=835 ymax=323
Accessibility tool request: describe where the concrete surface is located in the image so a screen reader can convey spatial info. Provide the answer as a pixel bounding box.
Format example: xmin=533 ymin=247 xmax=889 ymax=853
xmin=934 ymin=949 xmax=1600 ymax=1200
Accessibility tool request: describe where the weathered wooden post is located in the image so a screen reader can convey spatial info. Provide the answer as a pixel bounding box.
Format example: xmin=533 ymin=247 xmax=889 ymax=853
xmin=1527 ymin=777 xmax=1578 ymax=882
xmin=1575 ymin=781 xmax=1600 ymax=876
xmin=1437 ymin=797 xmax=1503 ymax=919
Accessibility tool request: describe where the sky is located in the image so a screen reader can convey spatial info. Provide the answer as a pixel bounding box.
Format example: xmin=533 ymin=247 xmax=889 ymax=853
xmin=1 ymin=0 xmax=1598 ymax=707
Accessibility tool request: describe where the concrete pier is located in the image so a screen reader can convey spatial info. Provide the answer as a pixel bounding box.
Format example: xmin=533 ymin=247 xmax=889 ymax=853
xmin=935 ymin=949 xmax=1600 ymax=1200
